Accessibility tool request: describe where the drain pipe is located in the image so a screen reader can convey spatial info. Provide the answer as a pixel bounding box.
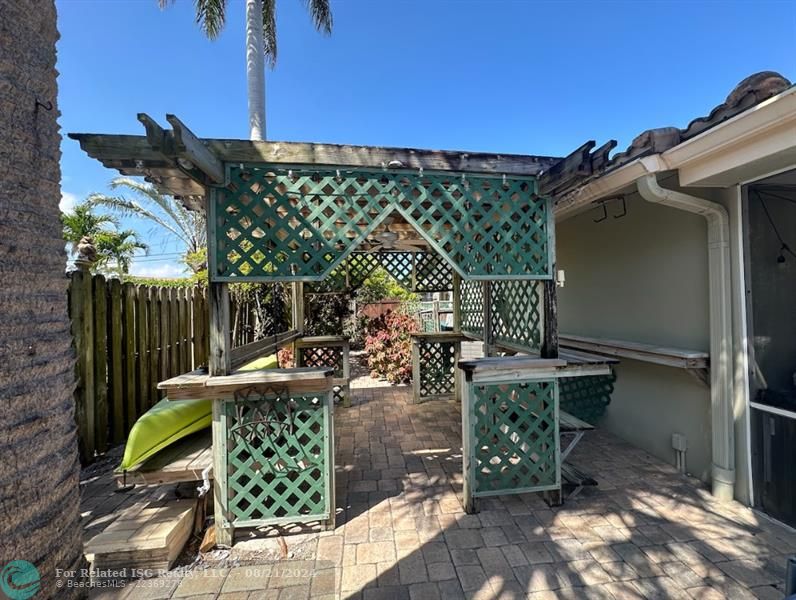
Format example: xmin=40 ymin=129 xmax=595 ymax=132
xmin=636 ymin=174 xmax=735 ymax=501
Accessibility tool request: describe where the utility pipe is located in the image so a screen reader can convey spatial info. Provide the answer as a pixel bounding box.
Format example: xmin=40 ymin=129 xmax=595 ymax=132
xmin=637 ymin=174 xmax=735 ymax=501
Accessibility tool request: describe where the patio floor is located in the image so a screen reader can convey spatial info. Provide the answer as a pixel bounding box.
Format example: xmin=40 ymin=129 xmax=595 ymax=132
xmin=81 ymin=360 xmax=795 ymax=599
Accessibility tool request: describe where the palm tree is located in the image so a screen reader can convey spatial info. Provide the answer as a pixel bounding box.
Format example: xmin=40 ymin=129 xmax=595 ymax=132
xmin=88 ymin=177 xmax=206 ymax=271
xmin=159 ymin=0 xmax=332 ymax=140
xmin=61 ymin=201 xmax=118 ymax=254
xmin=95 ymin=229 xmax=149 ymax=275
xmin=0 ymin=0 xmax=84 ymax=594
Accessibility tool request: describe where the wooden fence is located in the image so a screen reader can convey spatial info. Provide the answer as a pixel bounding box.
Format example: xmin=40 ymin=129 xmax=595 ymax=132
xmin=69 ymin=270 xmax=209 ymax=463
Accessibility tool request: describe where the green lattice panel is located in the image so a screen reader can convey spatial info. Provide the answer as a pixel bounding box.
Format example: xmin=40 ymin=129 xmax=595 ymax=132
xmin=490 ymin=280 xmax=542 ymax=352
xmin=297 ymin=346 xmax=344 ymax=378
xmin=471 ymin=380 xmax=559 ymax=495
xmin=306 ymin=267 xmax=347 ymax=293
xmin=560 ymin=372 xmax=616 ymax=424
xmin=225 ymin=394 xmax=329 ymax=523
xmin=374 ymin=252 xmax=413 ymax=288
xmin=418 ymin=340 xmax=456 ymax=398
xmin=347 ymin=252 xmax=380 ymax=289
xmin=460 ymin=279 xmax=484 ymax=337
xmin=414 ymin=252 xmax=453 ymax=292
xmin=212 ymin=166 xmax=549 ymax=281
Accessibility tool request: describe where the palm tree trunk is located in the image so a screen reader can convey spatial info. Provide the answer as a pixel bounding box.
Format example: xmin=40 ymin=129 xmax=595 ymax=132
xmin=0 ymin=0 xmax=84 ymax=595
xmin=246 ymin=0 xmax=266 ymax=141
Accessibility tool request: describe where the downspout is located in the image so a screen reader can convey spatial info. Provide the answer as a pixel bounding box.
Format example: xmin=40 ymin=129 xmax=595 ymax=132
xmin=637 ymin=174 xmax=735 ymax=501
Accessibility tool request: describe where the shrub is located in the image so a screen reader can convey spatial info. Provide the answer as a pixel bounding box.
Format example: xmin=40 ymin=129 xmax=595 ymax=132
xmin=364 ymin=311 xmax=419 ymax=383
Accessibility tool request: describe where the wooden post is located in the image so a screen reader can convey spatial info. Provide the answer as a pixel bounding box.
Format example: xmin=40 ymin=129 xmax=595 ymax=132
xmin=411 ymin=337 xmax=421 ymax=404
xmin=461 ymin=373 xmax=477 ymax=513
xmin=432 ymin=300 xmax=440 ymax=333
xmin=93 ymin=274 xmax=108 ymax=453
xmin=541 ymin=277 xmax=559 ymax=359
xmin=482 ymin=281 xmax=493 ymax=357
xmin=452 ymin=272 xmax=462 ymax=334
xmin=291 ymin=282 xmax=305 ymax=334
xmin=209 ymin=283 xmax=231 ymax=377
xmin=108 ymin=278 xmax=124 ymax=443
xmin=341 ymin=339 xmax=351 ymax=408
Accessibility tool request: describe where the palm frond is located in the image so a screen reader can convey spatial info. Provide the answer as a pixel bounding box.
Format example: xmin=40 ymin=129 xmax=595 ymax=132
xmin=195 ymin=0 xmax=227 ymax=39
xmin=304 ymin=0 xmax=333 ymax=34
xmin=86 ymin=193 xmax=192 ymax=248
xmin=262 ymin=0 xmax=278 ymax=67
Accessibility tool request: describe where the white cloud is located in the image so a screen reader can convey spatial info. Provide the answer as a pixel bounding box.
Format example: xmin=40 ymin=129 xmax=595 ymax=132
xmin=129 ymin=262 xmax=187 ymax=279
xmin=60 ymin=191 xmax=78 ymax=213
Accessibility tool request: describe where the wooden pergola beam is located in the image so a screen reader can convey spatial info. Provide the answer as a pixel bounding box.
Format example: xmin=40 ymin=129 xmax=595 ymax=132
xmin=69 ymin=126 xmax=562 ymax=211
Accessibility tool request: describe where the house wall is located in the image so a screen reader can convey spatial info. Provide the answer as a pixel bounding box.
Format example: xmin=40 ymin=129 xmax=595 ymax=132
xmin=556 ymin=185 xmax=714 ymax=482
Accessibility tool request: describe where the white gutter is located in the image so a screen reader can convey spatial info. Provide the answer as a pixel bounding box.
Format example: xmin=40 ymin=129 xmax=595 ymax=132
xmin=636 ymin=174 xmax=735 ymax=501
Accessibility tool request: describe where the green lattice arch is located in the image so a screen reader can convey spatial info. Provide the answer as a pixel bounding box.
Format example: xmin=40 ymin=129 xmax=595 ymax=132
xmin=211 ymin=165 xmax=550 ymax=282
xmin=472 ymin=380 xmax=559 ymax=495
xmin=224 ymin=394 xmax=330 ymax=524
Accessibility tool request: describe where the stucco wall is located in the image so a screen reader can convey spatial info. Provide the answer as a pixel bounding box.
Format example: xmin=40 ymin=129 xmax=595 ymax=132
xmin=556 ymin=188 xmax=714 ymax=482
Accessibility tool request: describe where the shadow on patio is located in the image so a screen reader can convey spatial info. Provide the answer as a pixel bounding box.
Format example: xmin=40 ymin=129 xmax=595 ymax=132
xmin=83 ymin=363 xmax=794 ymax=599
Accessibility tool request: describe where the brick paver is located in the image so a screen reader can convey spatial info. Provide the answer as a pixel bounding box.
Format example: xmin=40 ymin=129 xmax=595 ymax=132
xmin=82 ymin=355 xmax=793 ymax=599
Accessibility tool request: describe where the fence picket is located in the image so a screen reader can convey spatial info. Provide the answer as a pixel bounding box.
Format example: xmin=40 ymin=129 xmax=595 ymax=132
xmin=67 ymin=276 xmax=262 ymax=463
xmin=108 ymin=279 xmax=124 ymax=444
xmin=123 ymin=283 xmax=137 ymax=431
xmin=93 ymin=274 xmax=108 ymax=453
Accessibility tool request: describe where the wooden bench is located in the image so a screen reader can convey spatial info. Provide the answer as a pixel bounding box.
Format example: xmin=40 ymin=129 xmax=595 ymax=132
xmin=559 ymin=409 xmax=594 ymax=462
xmin=561 ymin=463 xmax=597 ymax=499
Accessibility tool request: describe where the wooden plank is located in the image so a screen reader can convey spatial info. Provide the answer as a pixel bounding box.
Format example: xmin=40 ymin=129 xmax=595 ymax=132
xmin=228 ymin=331 xmax=300 ymax=369
xmin=458 ymin=356 xmax=567 ymax=375
xmin=166 ymin=114 xmax=225 ymax=183
xmin=169 ymin=287 xmax=180 ymax=377
xmin=120 ymin=431 xmax=212 ymax=486
xmin=108 ymin=278 xmax=125 ymax=444
xmin=294 ymin=335 xmax=346 ymax=346
xmin=123 ymin=283 xmax=137 ymax=433
xmin=559 ymin=333 xmax=709 ymax=369
xmin=559 ymin=410 xmax=595 ymax=432
xmin=209 ymin=283 xmax=231 ymax=376
xmin=558 ymin=348 xmax=619 ymax=365
xmin=137 ymin=285 xmax=150 ymax=412
xmin=93 ymin=274 xmax=109 ymax=453
xmin=149 ymin=286 xmax=161 ymax=403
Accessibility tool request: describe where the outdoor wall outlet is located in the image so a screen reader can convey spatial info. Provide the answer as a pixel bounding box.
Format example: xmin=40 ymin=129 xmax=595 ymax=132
xmin=672 ymin=433 xmax=688 ymax=451
xmin=556 ymin=269 xmax=566 ymax=288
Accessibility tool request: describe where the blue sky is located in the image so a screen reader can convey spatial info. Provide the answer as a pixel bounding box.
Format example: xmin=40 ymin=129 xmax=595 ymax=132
xmin=57 ymin=0 xmax=796 ymax=277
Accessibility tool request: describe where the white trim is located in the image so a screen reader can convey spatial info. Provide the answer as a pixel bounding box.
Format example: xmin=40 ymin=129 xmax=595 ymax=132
xmin=750 ymin=402 xmax=796 ymax=421
xmin=740 ymin=164 xmax=796 ymax=186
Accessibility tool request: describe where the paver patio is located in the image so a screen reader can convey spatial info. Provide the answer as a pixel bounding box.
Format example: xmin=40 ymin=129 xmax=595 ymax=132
xmin=82 ymin=358 xmax=794 ymax=599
